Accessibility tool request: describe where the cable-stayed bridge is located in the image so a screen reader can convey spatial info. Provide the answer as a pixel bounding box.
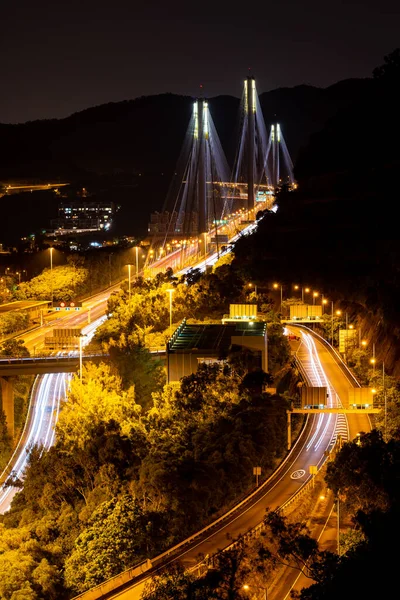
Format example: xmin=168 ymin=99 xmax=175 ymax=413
xmin=145 ymin=76 xmax=295 ymax=276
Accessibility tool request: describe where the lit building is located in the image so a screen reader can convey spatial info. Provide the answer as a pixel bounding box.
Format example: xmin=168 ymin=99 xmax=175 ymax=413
xmin=51 ymin=201 xmax=116 ymax=234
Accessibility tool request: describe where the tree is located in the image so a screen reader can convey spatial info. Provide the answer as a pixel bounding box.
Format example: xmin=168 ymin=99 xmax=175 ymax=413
xmin=265 ymin=323 xmax=291 ymax=375
xmin=373 ymin=47 xmax=400 ymax=84
xmin=240 ymin=369 xmax=273 ymax=396
xmin=15 ymin=265 xmax=87 ymax=303
xmin=0 ymin=339 xmax=30 ymax=357
xmin=64 ymin=494 xmax=168 ymax=594
xmin=0 ymin=524 xmax=63 ymax=600
xmin=56 ymin=363 xmax=141 ymax=449
xmin=325 ymin=430 xmax=399 ymax=514
xmin=0 ymin=409 xmax=12 ymax=470
xmin=142 ymin=544 xmax=250 ymax=600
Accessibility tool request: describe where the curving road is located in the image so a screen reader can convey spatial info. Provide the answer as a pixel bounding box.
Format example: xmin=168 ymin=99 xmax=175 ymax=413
xmin=71 ymin=327 xmax=372 ymax=600
xmin=0 ymin=225 xmax=374 ymax=596
xmin=0 ymin=291 xmax=111 ymax=514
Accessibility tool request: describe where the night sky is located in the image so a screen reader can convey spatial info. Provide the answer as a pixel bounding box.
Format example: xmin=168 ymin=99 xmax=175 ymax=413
xmin=1 ymin=0 xmax=399 ymax=124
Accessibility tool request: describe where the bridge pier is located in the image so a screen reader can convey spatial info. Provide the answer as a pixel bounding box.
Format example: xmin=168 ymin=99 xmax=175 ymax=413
xmin=0 ymin=376 xmax=14 ymax=439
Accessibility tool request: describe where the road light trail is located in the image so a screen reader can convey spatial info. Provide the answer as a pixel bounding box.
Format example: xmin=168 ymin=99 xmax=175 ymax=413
xmin=0 ymin=317 xmax=104 ymax=514
xmin=299 ymin=330 xmax=339 ymax=453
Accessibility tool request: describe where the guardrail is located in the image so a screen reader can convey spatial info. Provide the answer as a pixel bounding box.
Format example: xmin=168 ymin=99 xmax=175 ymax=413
xmin=0 ymin=353 xmax=107 ymax=366
xmin=204 ymin=462 xmax=328 ymax=569
xmin=0 ymin=374 xmax=40 ymax=487
xmin=290 ymin=324 xmax=360 ymax=388
xmin=72 ymin=415 xmax=310 ymax=600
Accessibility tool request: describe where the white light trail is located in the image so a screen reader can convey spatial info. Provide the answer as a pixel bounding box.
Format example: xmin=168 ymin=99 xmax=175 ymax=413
xmin=0 ymin=317 xmax=106 ymax=514
xmin=300 ymin=331 xmax=336 ymax=453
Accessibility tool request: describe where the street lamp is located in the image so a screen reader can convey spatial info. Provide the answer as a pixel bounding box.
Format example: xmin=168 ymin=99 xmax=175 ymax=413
xmin=294 ymin=284 xmax=303 ymax=303
xmin=273 ymin=282 xmax=283 ymax=314
xmin=248 ymin=282 xmax=258 ymax=296
xmin=243 ymin=583 xmax=267 ymax=599
xmin=166 ymin=288 xmax=175 ymax=336
xmin=134 ymin=246 xmax=140 ymax=279
xmin=49 ymin=247 xmax=54 ymax=307
xmin=127 ymin=264 xmax=133 ymax=300
xmin=330 ymin=302 xmax=335 ymax=345
xmin=312 ymin=291 xmax=319 ymax=305
xmin=294 ymin=285 xmax=309 ymax=303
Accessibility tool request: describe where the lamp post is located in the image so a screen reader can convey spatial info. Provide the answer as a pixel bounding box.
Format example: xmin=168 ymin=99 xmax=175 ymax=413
xmin=49 ymin=247 xmax=54 ymax=307
xmin=248 ymin=282 xmax=258 ymax=296
xmin=273 ymin=282 xmax=283 ymax=314
xmin=370 ymin=343 xmax=376 ymax=374
xmin=134 ymin=246 xmax=139 ymax=279
xmin=334 ymin=309 xmax=342 ymax=348
xmin=127 ymin=264 xmax=132 ymax=300
xmin=166 ymin=288 xmax=175 ymax=336
xmin=313 ymin=291 xmax=318 ymax=305
xmin=294 ymin=285 xmax=309 ymax=303
xmin=243 ymin=583 xmax=267 ymax=599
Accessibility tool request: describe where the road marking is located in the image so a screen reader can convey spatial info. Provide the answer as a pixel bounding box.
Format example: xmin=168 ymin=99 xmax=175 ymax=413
xmin=290 ymin=469 xmax=306 ymax=480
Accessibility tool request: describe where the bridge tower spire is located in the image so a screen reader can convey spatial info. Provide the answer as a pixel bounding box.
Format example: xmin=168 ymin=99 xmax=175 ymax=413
xmin=271 ymin=123 xmax=281 ymax=188
xmin=197 ymin=99 xmax=208 ymax=234
xmin=245 ymin=76 xmax=256 ymax=210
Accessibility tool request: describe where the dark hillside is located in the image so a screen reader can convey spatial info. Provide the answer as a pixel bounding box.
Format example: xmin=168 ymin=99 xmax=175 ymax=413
xmin=0 ymin=78 xmax=373 ymax=241
xmin=231 ymin=50 xmax=400 ymax=372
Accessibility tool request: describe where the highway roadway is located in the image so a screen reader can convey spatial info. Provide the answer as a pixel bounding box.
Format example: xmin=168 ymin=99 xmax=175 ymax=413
xmin=15 ymin=285 xmax=119 ymax=354
xmin=0 ymin=368 xmax=71 ymax=512
xmin=0 ymin=280 xmax=116 ymax=514
xmin=0 ymin=222 xmax=373 ymax=596
xmin=71 ymin=327 xmax=372 ymax=600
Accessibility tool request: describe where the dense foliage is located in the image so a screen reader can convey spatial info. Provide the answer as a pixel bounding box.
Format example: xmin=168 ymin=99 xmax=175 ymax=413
xmin=0 ymin=48 xmax=398 ymax=600
xmin=146 ymin=432 xmax=400 ymax=599
xmin=0 ymin=287 xmax=292 ymax=599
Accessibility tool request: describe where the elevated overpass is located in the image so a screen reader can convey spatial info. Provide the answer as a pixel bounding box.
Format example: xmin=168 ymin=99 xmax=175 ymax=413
xmin=0 ymin=354 xmax=108 ymax=376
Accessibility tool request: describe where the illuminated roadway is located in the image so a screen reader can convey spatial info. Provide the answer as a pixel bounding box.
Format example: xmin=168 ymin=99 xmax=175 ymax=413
xmin=71 ymin=327 xmax=372 ymax=600
xmin=0 ymin=221 xmax=373 ymax=596
xmin=0 ymin=282 xmax=117 ymax=514
xmin=0 ymin=316 xmax=107 ymax=513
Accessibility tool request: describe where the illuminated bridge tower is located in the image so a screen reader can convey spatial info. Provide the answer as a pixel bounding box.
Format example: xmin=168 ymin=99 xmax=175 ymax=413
xmin=149 ymin=98 xmax=230 ymax=249
xmin=269 ymin=122 xmax=295 ymax=189
xmin=271 ymin=123 xmax=280 ymax=189
xmin=197 ymin=98 xmax=208 ymax=234
xmin=228 ymin=75 xmax=272 ymax=217
xmin=246 ymin=75 xmax=256 ymax=211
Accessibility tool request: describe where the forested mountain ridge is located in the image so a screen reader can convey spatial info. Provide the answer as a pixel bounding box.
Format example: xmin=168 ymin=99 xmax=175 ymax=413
xmin=0 ymin=79 xmax=371 ymax=180
xmin=0 ymin=78 xmax=372 ymax=242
